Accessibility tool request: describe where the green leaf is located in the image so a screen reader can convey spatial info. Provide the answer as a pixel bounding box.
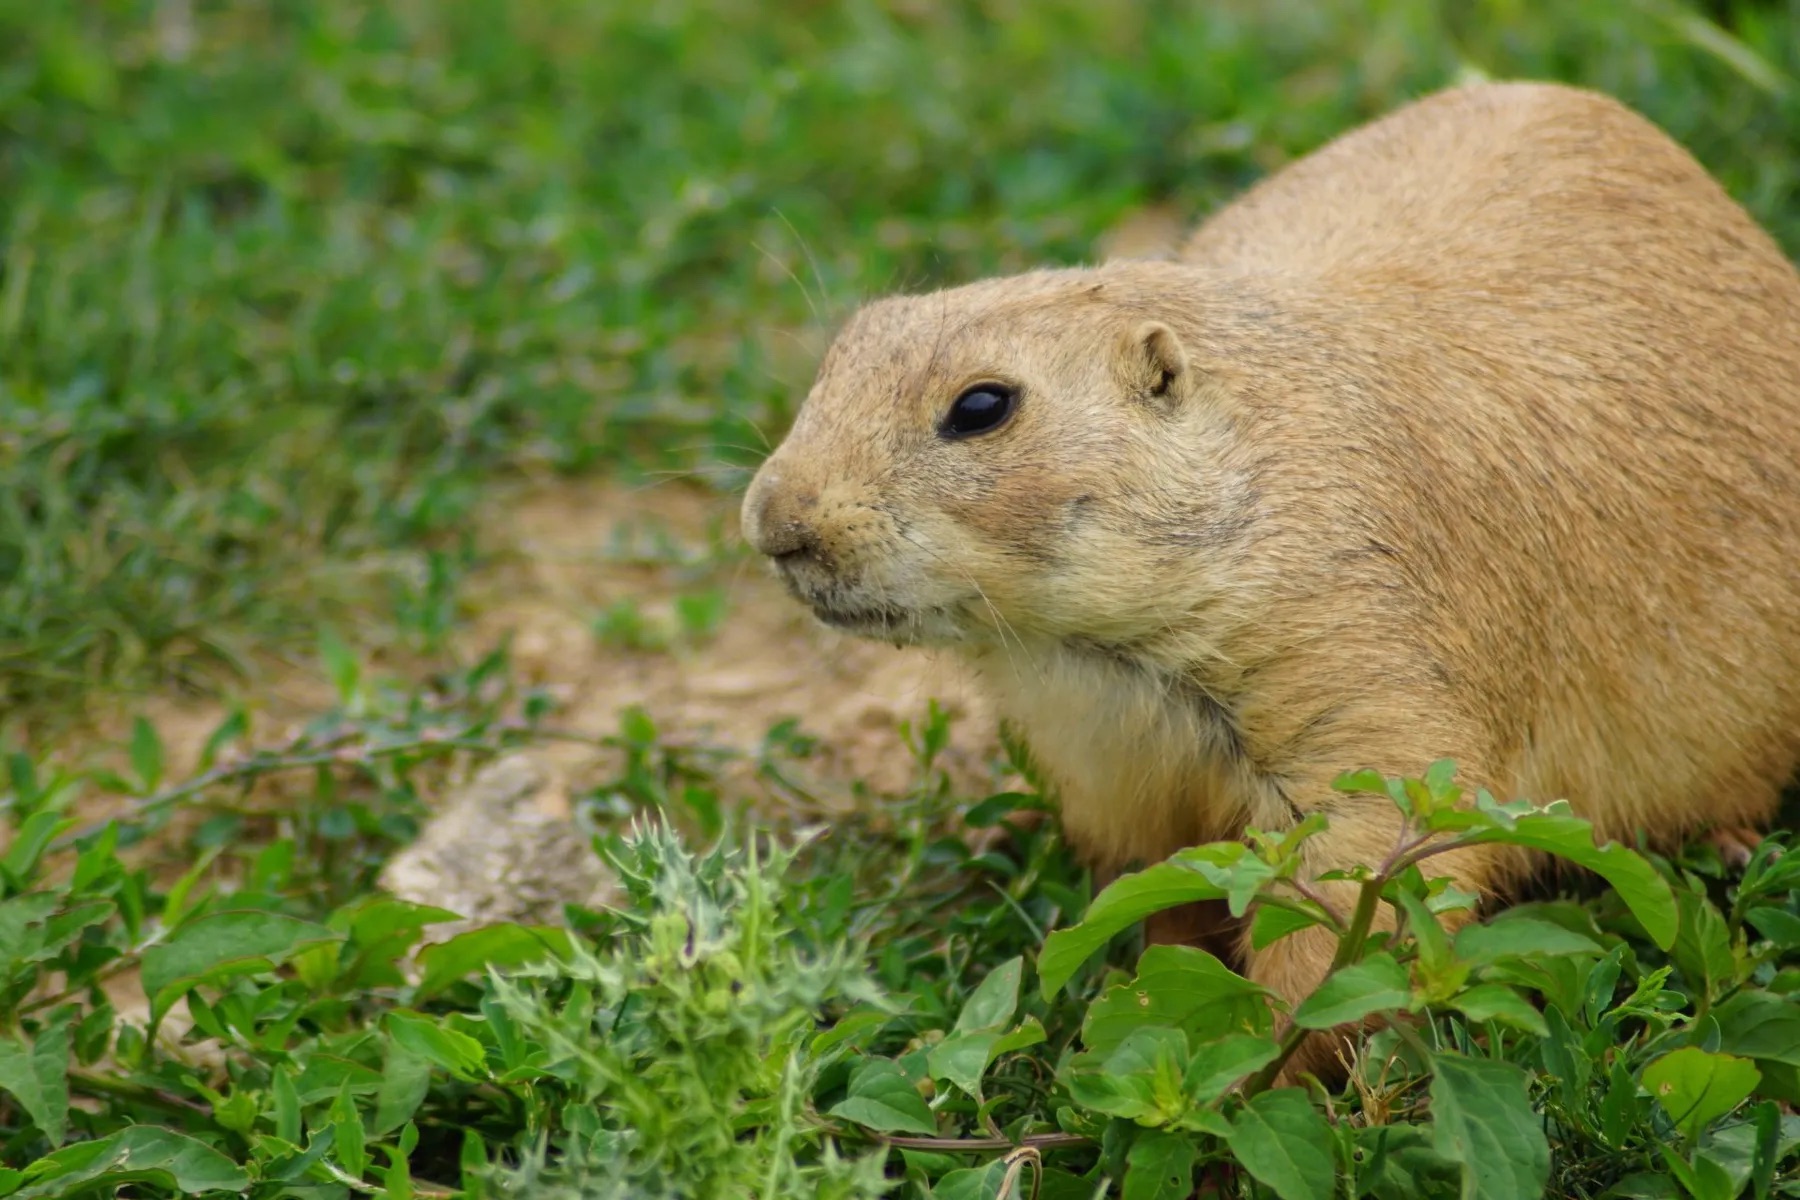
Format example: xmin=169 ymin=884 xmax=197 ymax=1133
xmin=1250 ymin=902 xmax=1327 ymax=950
xmin=1710 ymin=990 xmax=1800 ymax=1067
xmin=1292 ymin=952 xmax=1411 ymax=1029
xmin=928 ymin=1019 xmax=1046 ymax=1098
xmin=1670 ymin=889 xmax=1735 ymax=1000
xmin=386 ymin=1011 xmax=488 ymax=1081
xmin=1355 ymin=1124 xmax=1461 ymax=1199
xmin=828 ymin=1058 xmax=937 ymax=1136
xmin=140 ymin=910 xmax=339 ymax=1021
xmin=1066 ymin=1027 xmax=1189 ymax=1125
xmin=1430 ymin=1053 xmax=1550 ymax=1200
xmin=331 ymin=1081 xmax=367 ymax=1181
xmin=1659 ymin=1146 xmax=1738 ymax=1200
xmin=129 ymin=717 xmax=163 ymax=795
xmin=0 ymin=1011 xmax=71 ymax=1145
xmin=1123 ymin=1130 xmax=1199 ymax=1200
xmin=12 ymin=1126 xmax=249 ymax=1198
xmin=1460 ymin=807 xmax=1677 ymax=948
xmin=953 ymin=956 xmax=1022 ymax=1036
xmin=1222 ymin=1089 xmax=1335 ymax=1200
xmin=1038 ymin=853 xmax=1236 ymax=996
xmin=1448 ymin=983 xmax=1547 ymax=1036
xmin=1083 ymin=945 xmax=1272 ymax=1053
xmin=1183 ymin=1033 xmax=1282 ymax=1105
xmin=1642 ymin=1048 xmax=1760 ymax=1141
xmin=374 ymin=1042 xmax=433 ymax=1135
xmin=1452 ymin=917 xmax=1604 ymax=964
xmin=812 ymin=1007 xmax=893 ymax=1057
xmin=414 ymin=923 xmax=571 ymax=1000
xmin=1 ymin=812 xmax=75 ymax=889
xmin=1599 ymin=1056 xmax=1642 ymax=1149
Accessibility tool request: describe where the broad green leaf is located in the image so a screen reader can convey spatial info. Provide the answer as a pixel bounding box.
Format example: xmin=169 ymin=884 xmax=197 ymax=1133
xmin=1039 ymin=852 xmax=1237 ymax=996
xmin=1659 ymin=1146 xmax=1738 ymax=1200
xmin=1183 ymin=1033 xmax=1282 ymax=1105
xmin=1355 ymin=1124 xmax=1461 ymax=1199
xmin=828 ymin=1058 xmax=937 ymax=1136
xmin=1223 ymin=1089 xmax=1334 ymax=1200
xmin=1452 ymin=917 xmax=1603 ymax=964
xmin=928 ymin=1018 xmax=1046 ymax=1098
xmin=1670 ymin=890 xmax=1735 ymax=1000
xmin=1083 ymin=945 xmax=1272 ymax=1053
xmin=1745 ymin=906 xmax=1800 ymax=946
xmin=1066 ymin=1027 xmax=1189 ymax=1125
xmin=1250 ymin=902 xmax=1327 ymax=950
xmin=1642 ymin=1048 xmax=1760 ymax=1140
xmin=1124 ymin=1130 xmax=1199 ymax=1200
xmin=385 ymin=1011 xmax=488 ymax=1081
xmin=1397 ymin=890 xmax=1465 ymax=1000
xmin=140 ymin=910 xmax=338 ymax=1021
xmin=1430 ymin=1053 xmax=1550 ymax=1200
xmin=932 ymin=1160 xmax=1016 ymax=1200
xmin=12 ymin=1126 xmax=249 ymax=1198
xmin=374 ymin=1043 xmax=433 ymax=1135
xmin=1460 ymin=807 xmax=1676 ymax=948
xmin=1710 ymin=990 xmax=1800 ymax=1067
xmin=415 ymin=923 xmax=571 ymax=1000
xmin=1292 ymin=953 xmax=1411 ymax=1029
xmin=0 ymin=1011 xmax=70 ymax=1145
xmin=953 ymin=956 xmax=1022 ymax=1036
xmin=1448 ymin=983 xmax=1548 ymax=1036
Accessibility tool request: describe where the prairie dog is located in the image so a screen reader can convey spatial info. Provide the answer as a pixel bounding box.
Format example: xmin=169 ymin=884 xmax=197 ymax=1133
xmin=740 ymin=82 xmax=1800 ymax=1063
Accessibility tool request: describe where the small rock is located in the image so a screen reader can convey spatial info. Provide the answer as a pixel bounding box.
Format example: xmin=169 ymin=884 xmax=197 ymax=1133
xmin=380 ymin=754 xmax=618 ymax=939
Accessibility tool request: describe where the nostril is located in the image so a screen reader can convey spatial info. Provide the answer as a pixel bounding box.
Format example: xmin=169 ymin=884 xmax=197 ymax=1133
xmin=762 ymin=520 xmax=823 ymax=563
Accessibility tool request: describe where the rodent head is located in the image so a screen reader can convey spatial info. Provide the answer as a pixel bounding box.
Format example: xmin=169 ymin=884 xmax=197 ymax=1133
xmin=742 ymin=263 xmax=1247 ymax=651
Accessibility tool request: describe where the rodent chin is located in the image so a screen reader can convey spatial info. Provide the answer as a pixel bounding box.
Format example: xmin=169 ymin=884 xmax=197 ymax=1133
xmin=808 ymin=601 xmax=966 ymax=647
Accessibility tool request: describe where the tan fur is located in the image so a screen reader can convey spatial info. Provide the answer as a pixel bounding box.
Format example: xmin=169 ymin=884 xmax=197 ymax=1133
xmin=740 ymin=82 xmax=1800 ymax=1075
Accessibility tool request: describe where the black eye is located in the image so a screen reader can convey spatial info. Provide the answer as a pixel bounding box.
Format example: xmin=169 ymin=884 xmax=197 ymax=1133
xmin=939 ymin=384 xmax=1017 ymax=439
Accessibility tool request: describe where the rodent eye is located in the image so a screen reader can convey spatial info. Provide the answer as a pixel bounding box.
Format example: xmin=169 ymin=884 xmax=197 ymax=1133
xmin=939 ymin=384 xmax=1017 ymax=439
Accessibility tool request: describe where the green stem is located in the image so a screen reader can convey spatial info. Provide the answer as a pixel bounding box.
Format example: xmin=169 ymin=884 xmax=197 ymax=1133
xmin=1242 ymin=873 xmax=1387 ymax=1095
xmin=68 ymin=1068 xmax=209 ymax=1117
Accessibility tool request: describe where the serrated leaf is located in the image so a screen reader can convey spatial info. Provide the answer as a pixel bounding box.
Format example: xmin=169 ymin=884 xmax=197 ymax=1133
xmin=1460 ymin=807 xmax=1676 ymax=948
xmin=1124 ymin=1130 xmax=1199 ymax=1200
xmin=139 ymin=910 xmax=339 ymax=1022
xmin=12 ymin=1125 xmax=249 ymax=1198
xmin=1642 ymin=1048 xmax=1760 ymax=1141
xmin=1222 ymin=1089 xmax=1334 ymax=1200
xmin=414 ymin=923 xmax=570 ymax=1000
xmin=1292 ymin=952 xmax=1411 ymax=1029
xmin=1430 ymin=1054 xmax=1550 ymax=1200
xmin=1452 ymin=916 xmax=1604 ymax=964
xmin=1039 ymin=850 xmax=1238 ymax=996
xmin=828 ymin=1058 xmax=937 ymax=1135
xmin=953 ymin=956 xmax=1022 ymax=1036
xmin=1084 ymin=945 xmax=1272 ymax=1052
xmin=385 ymin=1011 xmax=488 ymax=1081
xmin=0 ymin=1011 xmax=70 ymax=1145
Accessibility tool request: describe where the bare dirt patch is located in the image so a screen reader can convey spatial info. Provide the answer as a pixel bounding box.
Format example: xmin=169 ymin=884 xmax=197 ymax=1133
xmin=458 ymin=475 xmax=999 ymax=808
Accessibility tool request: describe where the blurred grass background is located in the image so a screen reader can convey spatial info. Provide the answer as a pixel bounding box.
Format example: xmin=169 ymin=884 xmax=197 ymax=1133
xmin=1 ymin=0 xmax=1796 ymax=713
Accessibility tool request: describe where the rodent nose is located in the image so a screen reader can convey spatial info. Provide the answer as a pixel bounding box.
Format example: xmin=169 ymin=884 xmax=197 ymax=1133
xmin=759 ymin=518 xmax=824 ymax=562
xmin=744 ymin=476 xmax=826 ymax=562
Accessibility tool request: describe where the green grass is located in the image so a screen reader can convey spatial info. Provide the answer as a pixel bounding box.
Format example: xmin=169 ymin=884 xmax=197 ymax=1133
xmin=4 ymin=1 xmax=1800 ymax=1196
xmin=3 ymin=0 xmax=1798 ymax=708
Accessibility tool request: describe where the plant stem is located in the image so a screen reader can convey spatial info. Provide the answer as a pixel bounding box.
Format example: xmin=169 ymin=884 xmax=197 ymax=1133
xmin=1242 ymin=873 xmax=1388 ymax=1095
xmin=69 ymin=1068 xmax=210 ymax=1116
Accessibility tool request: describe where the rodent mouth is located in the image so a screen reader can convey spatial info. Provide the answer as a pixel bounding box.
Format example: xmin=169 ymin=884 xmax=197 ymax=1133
xmin=806 ymin=598 xmax=962 ymax=646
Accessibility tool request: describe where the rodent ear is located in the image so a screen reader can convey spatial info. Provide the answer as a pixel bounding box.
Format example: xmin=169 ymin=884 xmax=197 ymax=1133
xmin=1118 ymin=321 xmax=1189 ymax=408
